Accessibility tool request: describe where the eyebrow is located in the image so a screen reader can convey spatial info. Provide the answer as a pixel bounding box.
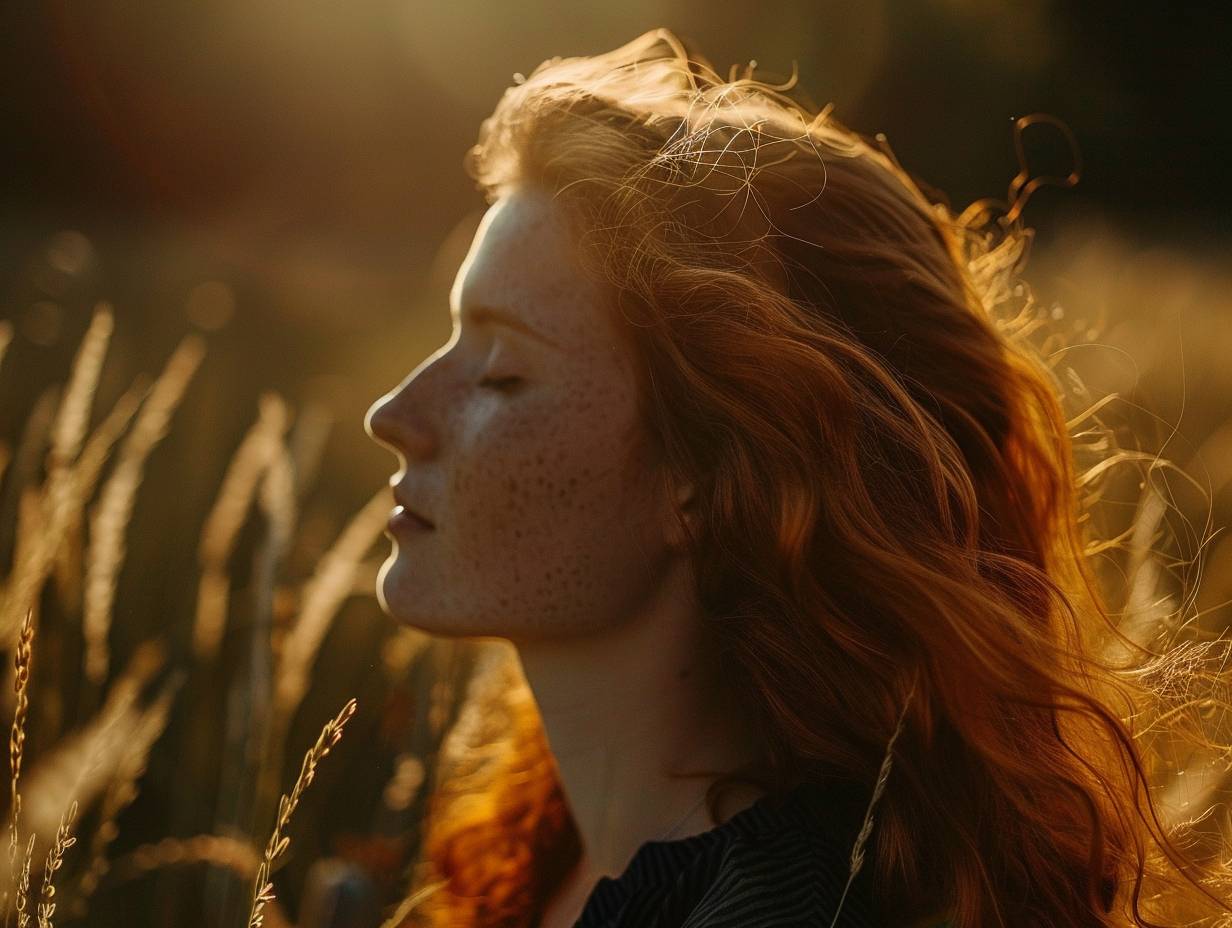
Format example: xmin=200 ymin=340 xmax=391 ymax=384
xmin=453 ymin=303 xmax=562 ymax=350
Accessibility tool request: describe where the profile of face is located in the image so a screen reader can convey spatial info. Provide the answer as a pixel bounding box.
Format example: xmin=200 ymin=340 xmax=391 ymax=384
xmin=365 ymin=185 xmax=685 ymax=641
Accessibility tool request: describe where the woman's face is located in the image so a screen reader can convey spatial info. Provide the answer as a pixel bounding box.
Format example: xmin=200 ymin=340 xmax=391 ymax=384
xmin=365 ymin=185 xmax=677 ymax=640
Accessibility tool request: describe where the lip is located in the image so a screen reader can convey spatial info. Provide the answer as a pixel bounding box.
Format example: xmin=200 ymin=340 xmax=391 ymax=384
xmin=390 ymin=484 xmax=435 ymax=531
xmin=388 ymin=505 xmax=434 ymax=535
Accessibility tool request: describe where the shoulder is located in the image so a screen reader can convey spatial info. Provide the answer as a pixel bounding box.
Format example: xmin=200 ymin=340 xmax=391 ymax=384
xmin=678 ymin=825 xmax=880 ymax=928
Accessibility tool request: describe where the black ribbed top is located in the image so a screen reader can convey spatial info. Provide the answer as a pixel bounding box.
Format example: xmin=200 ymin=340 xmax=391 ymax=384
xmin=571 ymin=777 xmax=884 ymax=927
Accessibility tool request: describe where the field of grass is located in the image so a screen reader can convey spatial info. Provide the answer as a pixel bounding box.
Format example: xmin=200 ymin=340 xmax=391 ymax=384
xmin=0 ymin=214 xmax=1228 ymax=927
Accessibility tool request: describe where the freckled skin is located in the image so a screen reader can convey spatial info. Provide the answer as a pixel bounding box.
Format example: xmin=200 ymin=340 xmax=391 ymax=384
xmin=365 ymin=186 xmax=769 ymax=921
xmin=365 ymin=185 xmax=673 ymax=642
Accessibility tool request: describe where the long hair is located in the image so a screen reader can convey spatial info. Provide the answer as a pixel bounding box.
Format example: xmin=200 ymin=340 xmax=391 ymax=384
xmin=388 ymin=28 xmax=1232 ymax=928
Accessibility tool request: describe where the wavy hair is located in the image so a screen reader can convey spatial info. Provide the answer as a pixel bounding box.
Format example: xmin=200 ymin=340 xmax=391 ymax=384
xmin=388 ymin=28 xmax=1232 ymax=928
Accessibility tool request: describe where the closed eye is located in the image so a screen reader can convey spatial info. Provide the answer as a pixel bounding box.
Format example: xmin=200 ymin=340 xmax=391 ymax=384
xmin=477 ymin=374 xmax=524 ymax=392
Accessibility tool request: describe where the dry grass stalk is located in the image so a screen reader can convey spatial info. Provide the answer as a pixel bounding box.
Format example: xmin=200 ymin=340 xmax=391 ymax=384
xmin=9 ymin=607 xmax=34 ymax=828
xmin=100 ymin=834 xmax=293 ymax=928
xmin=16 ymin=833 xmax=34 ymax=928
xmin=378 ymin=878 xmax=450 ymax=928
xmin=258 ymin=439 xmax=298 ymax=566
xmin=27 ymin=373 xmax=146 ymax=631
xmin=71 ymin=376 xmax=149 ymax=676
xmin=192 ymin=392 xmax=290 ymax=661
xmin=18 ymin=642 xmax=164 ymax=861
xmin=83 ymin=335 xmax=205 ymax=682
xmin=274 ymin=489 xmax=391 ymax=718
xmin=36 ymin=799 xmax=76 ymax=928
xmin=248 ymin=436 xmax=298 ymax=712
xmin=50 ymin=501 xmax=81 ymax=621
xmin=0 ymin=371 xmax=154 ymax=660
xmin=248 ymin=697 xmax=357 ymax=928
xmin=0 ymin=308 xmax=112 ymax=653
xmin=47 ymin=304 xmax=113 ymax=471
xmin=110 ymin=833 xmax=261 ymax=882
xmin=828 ymin=666 xmax=920 ymax=928
xmin=284 ymin=400 xmax=333 ymax=504
xmin=0 ymin=444 xmax=11 ymax=497
xmin=71 ymin=673 xmax=178 ymax=911
xmin=0 ymin=392 xmax=60 ymax=651
xmin=51 ymin=377 xmax=148 ymax=632
xmin=4 ymin=608 xmax=34 ymax=925
xmin=0 ymin=319 xmax=13 ymax=372
xmin=1 ymin=489 xmax=43 ymax=666
xmin=245 ymin=438 xmax=299 ymax=832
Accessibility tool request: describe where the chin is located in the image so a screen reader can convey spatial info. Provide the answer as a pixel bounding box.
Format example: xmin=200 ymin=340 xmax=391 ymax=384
xmin=375 ymin=562 xmax=487 ymax=638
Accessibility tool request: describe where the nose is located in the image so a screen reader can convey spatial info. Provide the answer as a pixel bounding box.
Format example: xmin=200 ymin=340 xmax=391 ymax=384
xmin=364 ymin=376 xmax=437 ymax=461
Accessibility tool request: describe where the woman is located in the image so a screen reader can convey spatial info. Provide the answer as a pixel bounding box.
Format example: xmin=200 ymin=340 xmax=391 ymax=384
xmin=365 ymin=28 xmax=1232 ymax=928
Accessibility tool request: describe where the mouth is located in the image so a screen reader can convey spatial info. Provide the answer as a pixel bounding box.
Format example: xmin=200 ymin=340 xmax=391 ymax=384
xmin=391 ymin=478 xmax=441 ymax=527
xmin=390 ymin=485 xmax=436 ymax=531
xmin=405 ymin=508 xmax=435 ymax=530
xmin=388 ymin=505 xmax=435 ymax=536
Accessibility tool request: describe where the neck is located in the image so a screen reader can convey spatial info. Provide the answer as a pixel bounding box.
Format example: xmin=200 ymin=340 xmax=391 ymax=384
xmin=513 ymin=556 xmax=767 ymax=884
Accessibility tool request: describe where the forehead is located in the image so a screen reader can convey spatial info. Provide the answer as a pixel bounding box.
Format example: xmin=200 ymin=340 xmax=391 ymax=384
xmin=450 ymin=186 xmax=609 ymax=343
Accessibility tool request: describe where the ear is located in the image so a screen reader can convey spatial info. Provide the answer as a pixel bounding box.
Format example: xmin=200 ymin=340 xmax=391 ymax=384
xmin=663 ymin=477 xmax=698 ymax=551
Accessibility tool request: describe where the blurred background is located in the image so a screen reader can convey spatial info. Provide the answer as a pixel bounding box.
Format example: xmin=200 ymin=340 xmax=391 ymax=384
xmin=0 ymin=1 xmax=1229 ymax=926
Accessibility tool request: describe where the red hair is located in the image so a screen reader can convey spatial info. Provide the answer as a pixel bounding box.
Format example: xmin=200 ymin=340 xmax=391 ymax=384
xmin=390 ymin=28 xmax=1232 ymax=928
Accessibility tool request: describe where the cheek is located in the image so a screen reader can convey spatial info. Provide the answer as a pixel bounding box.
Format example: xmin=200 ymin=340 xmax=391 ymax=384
xmin=445 ymin=385 xmax=662 ymax=628
xmin=452 ymin=395 xmax=633 ymax=545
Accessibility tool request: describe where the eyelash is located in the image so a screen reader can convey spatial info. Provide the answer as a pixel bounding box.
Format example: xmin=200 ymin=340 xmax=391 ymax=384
xmin=477 ymin=374 xmax=523 ymax=392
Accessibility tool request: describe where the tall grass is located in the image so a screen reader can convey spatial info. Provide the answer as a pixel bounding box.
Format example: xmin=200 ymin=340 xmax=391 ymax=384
xmin=0 ymin=214 xmax=1225 ymax=926
xmin=0 ymin=306 xmax=417 ymax=927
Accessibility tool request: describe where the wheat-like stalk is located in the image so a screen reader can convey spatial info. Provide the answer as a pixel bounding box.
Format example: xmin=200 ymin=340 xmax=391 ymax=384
xmin=9 ymin=606 xmax=34 ymax=825
xmin=191 ymin=392 xmax=289 ymax=662
xmin=72 ymin=375 xmax=150 ymax=678
xmin=48 ymin=304 xmax=113 ymax=472
xmin=5 ymin=607 xmax=35 ymax=924
xmin=82 ymin=334 xmax=205 ymax=682
xmin=44 ymin=372 xmax=147 ymax=640
xmin=274 ymin=488 xmax=391 ymax=718
xmin=0 ymin=307 xmax=114 ymax=652
xmin=15 ymin=834 xmax=34 ymax=928
xmin=827 ymin=666 xmax=920 ymax=928
xmin=248 ymin=697 xmax=357 ymax=928
xmin=0 ymin=387 xmax=56 ymax=656
xmin=71 ymin=674 xmax=178 ymax=911
xmin=36 ymin=799 xmax=76 ymax=928
xmin=17 ymin=641 xmax=164 ymax=861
